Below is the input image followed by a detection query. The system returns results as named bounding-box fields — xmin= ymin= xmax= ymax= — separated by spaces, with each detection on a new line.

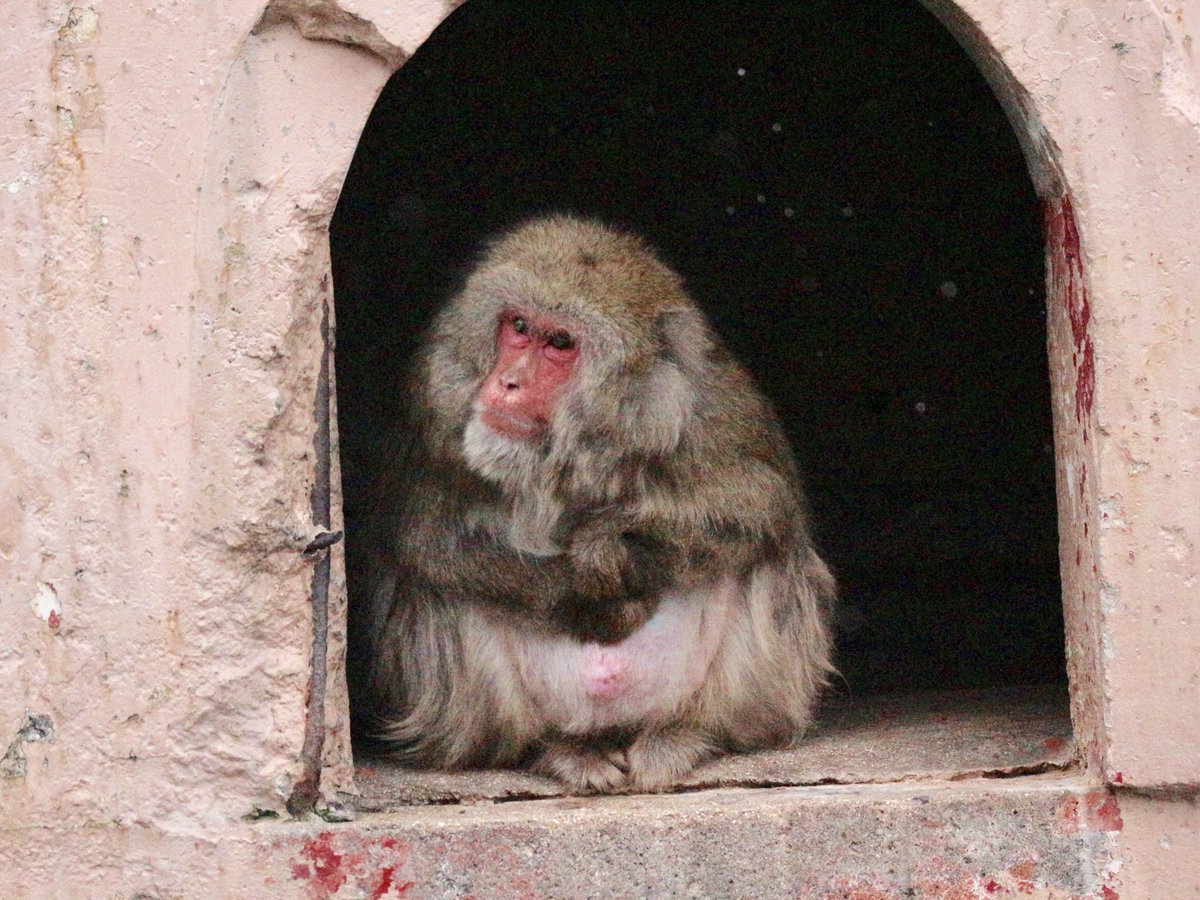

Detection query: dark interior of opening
xmin=332 ymin=0 xmax=1065 ymax=719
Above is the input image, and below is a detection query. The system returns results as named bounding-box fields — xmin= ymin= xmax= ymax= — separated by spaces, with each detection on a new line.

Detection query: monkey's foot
xmin=625 ymin=729 xmax=716 ymax=792
xmin=534 ymin=742 xmax=629 ymax=793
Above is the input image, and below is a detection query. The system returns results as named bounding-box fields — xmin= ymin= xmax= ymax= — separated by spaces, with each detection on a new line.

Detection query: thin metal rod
xmin=288 ymin=289 xmax=334 ymax=816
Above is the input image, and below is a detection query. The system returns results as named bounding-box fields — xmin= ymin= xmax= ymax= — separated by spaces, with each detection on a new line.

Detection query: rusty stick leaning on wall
xmin=290 ymin=289 xmax=344 ymax=816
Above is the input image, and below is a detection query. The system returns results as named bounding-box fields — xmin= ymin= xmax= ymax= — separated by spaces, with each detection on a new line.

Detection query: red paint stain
xmin=1076 ymin=343 xmax=1096 ymax=422
xmin=372 ymin=866 xmax=414 ymax=899
xmin=1112 ymin=771 xmax=1124 ymax=784
xmin=1042 ymin=194 xmax=1095 ymax=422
xmin=1009 ymin=858 xmax=1037 ymax=894
xmin=1054 ymin=195 xmax=1088 ymax=345
xmin=47 ymin=610 xmax=61 ymax=630
xmin=294 ymin=832 xmax=347 ymax=896
xmin=1060 ymin=790 xmax=1123 ymax=833
xmin=1100 ymin=886 xmax=1120 ymax=899
xmin=1043 ymin=737 xmax=1067 ymax=751
xmin=288 ymin=832 xmax=414 ymax=899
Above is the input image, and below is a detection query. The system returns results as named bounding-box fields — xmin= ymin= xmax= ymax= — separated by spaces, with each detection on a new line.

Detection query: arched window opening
xmin=331 ymin=0 xmax=1066 ymax=796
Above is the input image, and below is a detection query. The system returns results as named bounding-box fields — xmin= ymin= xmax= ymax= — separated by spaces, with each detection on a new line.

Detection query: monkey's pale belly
xmin=512 ymin=578 xmax=737 ymax=734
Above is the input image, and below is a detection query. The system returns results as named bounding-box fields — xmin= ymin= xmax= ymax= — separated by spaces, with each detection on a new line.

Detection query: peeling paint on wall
xmin=254 ymin=0 xmax=410 ymax=67
xmin=1060 ymin=790 xmax=1124 ymax=834
xmin=1 ymin=712 xmax=55 ymax=779
xmin=288 ymin=831 xmax=413 ymax=900
xmin=29 ymin=581 xmax=62 ymax=629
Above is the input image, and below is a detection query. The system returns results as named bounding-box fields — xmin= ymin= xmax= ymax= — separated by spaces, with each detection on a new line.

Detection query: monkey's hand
xmin=561 ymin=509 xmax=680 ymax=601
xmin=551 ymin=515 xmax=675 ymax=643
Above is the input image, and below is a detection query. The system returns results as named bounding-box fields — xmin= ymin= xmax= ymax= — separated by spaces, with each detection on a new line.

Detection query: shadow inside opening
xmin=331 ymin=0 xmax=1066 ymax=766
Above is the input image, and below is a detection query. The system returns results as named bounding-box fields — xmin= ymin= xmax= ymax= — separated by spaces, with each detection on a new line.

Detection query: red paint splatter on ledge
xmin=289 ymin=831 xmax=413 ymax=899
xmin=1060 ymin=790 xmax=1123 ymax=833
xmin=294 ymin=833 xmax=347 ymax=896
xmin=372 ymin=866 xmax=414 ymax=899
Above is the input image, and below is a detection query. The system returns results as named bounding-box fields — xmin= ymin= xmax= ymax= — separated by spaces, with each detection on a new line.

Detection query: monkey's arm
xmin=548 ymin=509 xmax=756 ymax=645
xmin=393 ymin=512 xmax=572 ymax=617
xmin=567 ymin=454 xmax=800 ymax=586
xmin=410 ymin=510 xmax=657 ymax=643
xmin=377 ymin=447 xmax=573 ymax=617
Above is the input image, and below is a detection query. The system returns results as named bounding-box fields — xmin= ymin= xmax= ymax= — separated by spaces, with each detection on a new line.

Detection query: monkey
xmin=356 ymin=214 xmax=836 ymax=793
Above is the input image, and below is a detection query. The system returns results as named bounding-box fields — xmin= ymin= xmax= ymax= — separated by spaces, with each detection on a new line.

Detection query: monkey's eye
xmin=547 ymin=331 xmax=575 ymax=351
xmin=511 ymin=316 xmax=530 ymax=335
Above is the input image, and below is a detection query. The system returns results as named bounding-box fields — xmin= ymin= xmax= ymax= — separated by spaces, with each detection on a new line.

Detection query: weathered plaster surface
xmin=1118 ymin=793 xmax=1200 ymax=898
xmin=979 ymin=0 xmax=1200 ymax=787
xmin=0 ymin=0 xmax=437 ymax=834
xmin=0 ymin=776 xmax=1122 ymax=899
xmin=929 ymin=0 xmax=1200 ymax=795
xmin=0 ymin=0 xmax=1197 ymax=894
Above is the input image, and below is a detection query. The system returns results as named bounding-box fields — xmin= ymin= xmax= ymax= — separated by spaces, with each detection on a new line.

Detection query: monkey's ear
xmin=605 ymin=307 xmax=709 ymax=456
xmin=655 ymin=306 xmax=714 ymax=375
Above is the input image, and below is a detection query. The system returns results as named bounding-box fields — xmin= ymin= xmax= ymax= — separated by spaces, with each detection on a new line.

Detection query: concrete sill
xmin=306 ymin=688 xmax=1117 ymax=897
xmin=350 ymin=683 xmax=1072 ymax=810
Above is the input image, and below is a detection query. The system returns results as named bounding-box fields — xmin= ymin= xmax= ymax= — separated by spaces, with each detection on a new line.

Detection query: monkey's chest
xmin=512 ymin=579 xmax=736 ymax=734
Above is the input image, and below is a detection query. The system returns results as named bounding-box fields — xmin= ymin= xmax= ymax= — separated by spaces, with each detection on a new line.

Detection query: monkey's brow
xmin=530 ymin=322 xmax=573 ymax=342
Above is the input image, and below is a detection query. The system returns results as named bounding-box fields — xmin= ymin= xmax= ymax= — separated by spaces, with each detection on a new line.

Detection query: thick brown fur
xmin=359 ymin=215 xmax=836 ymax=792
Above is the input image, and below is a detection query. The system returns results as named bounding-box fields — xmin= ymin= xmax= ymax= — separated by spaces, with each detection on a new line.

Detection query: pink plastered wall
xmin=1 ymin=0 xmax=1196 ymax=895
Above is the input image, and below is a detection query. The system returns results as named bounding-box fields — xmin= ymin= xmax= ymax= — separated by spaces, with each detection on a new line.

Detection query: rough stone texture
xmin=0 ymin=775 xmax=1121 ymax=898
xmin=0 ymin=0 xmax=433 ymax=834
xmin=0 ymin=0 xmax=1197 ymax=895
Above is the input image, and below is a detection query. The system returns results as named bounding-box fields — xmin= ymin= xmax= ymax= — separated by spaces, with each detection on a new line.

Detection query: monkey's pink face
xmin=477 ymin=312 xmax=580 ymax=441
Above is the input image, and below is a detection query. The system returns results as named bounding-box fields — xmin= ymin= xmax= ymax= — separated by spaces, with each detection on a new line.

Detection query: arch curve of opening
xmin=333 ymin=0 xmax=1096 ymax=794
xmin=191 ymin=0 xmax=1108 ymax=804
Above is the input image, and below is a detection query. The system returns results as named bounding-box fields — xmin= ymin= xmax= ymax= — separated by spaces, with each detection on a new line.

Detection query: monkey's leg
xmin=624 ymin=727 xmax=718 ymax=792
xmin=532 ymin=740 xmax=630 ymax=793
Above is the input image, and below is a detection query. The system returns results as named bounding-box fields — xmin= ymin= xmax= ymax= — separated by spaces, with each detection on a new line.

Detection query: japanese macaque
xmin=358 ymin=215 xmax=835 ymax=792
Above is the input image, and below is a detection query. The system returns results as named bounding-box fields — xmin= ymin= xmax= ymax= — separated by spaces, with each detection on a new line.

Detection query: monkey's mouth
xmin=479 ymin=408 xmax=548 ymax=441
